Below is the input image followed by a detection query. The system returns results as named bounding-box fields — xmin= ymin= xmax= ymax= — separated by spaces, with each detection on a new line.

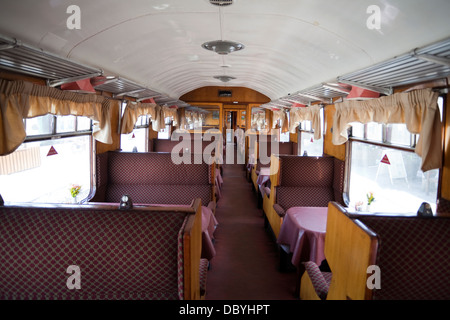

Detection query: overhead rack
xmin=0 ymin=34 xmax=191 ymax=109
xmin=263 ymin=37 xmax=450 ymax=110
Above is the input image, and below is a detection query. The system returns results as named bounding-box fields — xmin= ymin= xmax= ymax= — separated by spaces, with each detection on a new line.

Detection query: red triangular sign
xmin=132 ymin=133 xmax=135 ymax=139
xmin=47 ymin=146 xmax=58 ymax=156
xmin=381 ymin=154 xmax=390 ymax=165
xmin=310 ymin=137 xmax=314 ymax=143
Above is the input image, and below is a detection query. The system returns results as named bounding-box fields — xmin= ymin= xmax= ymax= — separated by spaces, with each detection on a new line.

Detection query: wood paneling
xmin=324 ymin=202 xmax=378 ymax=300
xmin=180 ymin=86 xmax=270 ymax=104
xmin=323 ymin=104 xmax=346 ymax=161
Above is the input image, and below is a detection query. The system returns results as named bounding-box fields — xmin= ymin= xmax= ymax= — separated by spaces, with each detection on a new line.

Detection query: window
xmin=157 ymin=117 xmax=172 ymax=140
xmin=0 ymin=115 xmax=93 ymax=204
xmin=121 ymin=114 xmax=149 ymax=152
xmin=348 ymin=97 xmax=444 ymax=213
xmin=299 ymin=108 xmax=324 ymax=156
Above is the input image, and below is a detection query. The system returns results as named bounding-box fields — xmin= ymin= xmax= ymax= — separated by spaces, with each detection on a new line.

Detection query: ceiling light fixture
xmin=214 ymin=75 xmax=236 ymax=82
xmin=209 ymin=0 xmax=234 ymax=7
xmin=201 ymin=40 xmax=244 ymax=55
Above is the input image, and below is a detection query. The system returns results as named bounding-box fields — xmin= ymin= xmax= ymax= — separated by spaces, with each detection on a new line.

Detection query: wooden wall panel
xmin=323 ymin=104 xmax=346 ymax=161
xmin=180 ymin=86 xmax=270 ymax=104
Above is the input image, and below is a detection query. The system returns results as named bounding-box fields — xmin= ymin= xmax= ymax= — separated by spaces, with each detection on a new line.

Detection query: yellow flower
xmin=366 ymin=192 xmax=375 ymax=205
xmin=70 ymin=185 xmax=81 ymax=198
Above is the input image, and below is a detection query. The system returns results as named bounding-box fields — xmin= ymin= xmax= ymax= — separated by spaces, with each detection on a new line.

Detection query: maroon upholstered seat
xmin=275 ymin=156 xmax=345 ymax=217
xmin=91 ymin=151 xmax=214 ymax=207
xmin=353 ymin=215 xmax=450 ymax=300
xmin=90 ymin=151 xmax=217 ymax=261
xmin=0 ymin=204 xmax=198 ymax=300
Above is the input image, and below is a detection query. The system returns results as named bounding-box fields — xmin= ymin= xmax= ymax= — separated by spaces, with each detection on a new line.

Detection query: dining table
xmin=277 ymin=206 xmax=328 ymax=267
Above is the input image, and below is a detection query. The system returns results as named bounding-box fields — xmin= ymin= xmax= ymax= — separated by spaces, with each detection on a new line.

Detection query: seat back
xmin=0 ymin=202 xmax=202 ymax=300
xmin=276 ymin=156 xmax=345 ymax=209
xmin=325 ymin=202 xmax=378 ymax=300
xmin=92 ymin=151 xmax=214 ymax=206
xmin=355 ymin=214 xmax=450 ymax=300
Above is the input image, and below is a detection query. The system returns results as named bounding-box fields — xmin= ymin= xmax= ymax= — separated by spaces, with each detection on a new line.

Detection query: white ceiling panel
xmin=0 ymin=0 xmax=449 ymax=102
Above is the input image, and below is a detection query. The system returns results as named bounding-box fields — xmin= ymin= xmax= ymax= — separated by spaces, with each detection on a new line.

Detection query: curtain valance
xmin=332 ymin=88 xmax=441 ymax=171
xmin=289 ymin=104 xmax=322 ymax=140
xmin=121 ymin=101 xmax=157 ymax=134
xmin=272 ymin=109 xmax=289 ymax=133
xmin=0 ymin=79 xmax=113 ymax=155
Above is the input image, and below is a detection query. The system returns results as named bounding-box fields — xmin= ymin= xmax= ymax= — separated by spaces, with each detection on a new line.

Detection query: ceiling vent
xmin=209 ymin=0 xmax=234 ymax=7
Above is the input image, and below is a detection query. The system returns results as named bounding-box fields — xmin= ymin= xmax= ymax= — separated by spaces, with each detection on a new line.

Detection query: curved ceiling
xmin=0 ymin=0 xmax=449 ymax=102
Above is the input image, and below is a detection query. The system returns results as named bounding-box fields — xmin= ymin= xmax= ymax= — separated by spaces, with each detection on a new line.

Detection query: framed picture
xmin=212 ymin=111 xmax=219 ymax=120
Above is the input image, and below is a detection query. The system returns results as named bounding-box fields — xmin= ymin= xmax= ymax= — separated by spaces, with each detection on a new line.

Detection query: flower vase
xmin=366 ymin=204 xmax=372 ymax=212
xmin=73 ymin=196 xmax=78 ymax=204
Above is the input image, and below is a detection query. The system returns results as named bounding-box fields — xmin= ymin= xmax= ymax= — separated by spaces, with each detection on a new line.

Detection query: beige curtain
xmin=332 ymin=88 xmax=441 ymax=172
xmin=152 ymin=105 xmax=166 ymax=132
xmin=272 ymin=109 xmax=289 ymax=133
xmin=121 ymin=100 xmax=157 ymax=134
xmin=289 ymin=104 xmax=322 ymax=140
xmin=162 ymin=106 xmax=179 ymax=127
xmin=0 ymin=79 xmax=113 ymax=156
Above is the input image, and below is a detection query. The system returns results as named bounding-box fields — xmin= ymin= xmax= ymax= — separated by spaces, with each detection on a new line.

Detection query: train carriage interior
xmin=0 ymin=0 xmax=450 ymax=309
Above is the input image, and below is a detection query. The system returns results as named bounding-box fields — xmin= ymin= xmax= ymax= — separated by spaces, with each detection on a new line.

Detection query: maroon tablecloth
xmin=277 ymin=206 xmax=328 ymax=267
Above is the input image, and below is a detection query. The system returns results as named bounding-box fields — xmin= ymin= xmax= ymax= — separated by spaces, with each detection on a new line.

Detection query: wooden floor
xmin=205 ymin=157 xmax=298 ymax=300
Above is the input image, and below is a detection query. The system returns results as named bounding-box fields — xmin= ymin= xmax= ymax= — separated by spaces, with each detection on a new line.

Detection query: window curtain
xmin=120 ymin=100 xmax=157 ymax=134
xmin=289 ymin=104 xmax=322 ymax=140
xmin=0 ymin=79 xmax=113 ymax=156
xmin=251 ymin=111 xmax=266 ymax=130
xmin=162 ymin=106 xmax=179 ymax=127
xmin=332 ymin=88 xmax=441 ymax=172
xmin=272 ymin=109 xmax=289 ymax=133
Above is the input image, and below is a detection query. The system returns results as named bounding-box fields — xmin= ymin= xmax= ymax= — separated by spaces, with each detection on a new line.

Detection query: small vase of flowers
xmin=70 ymin=184 xmax=81 ymax=203
xmin=366 ymin=192 xmax=375 ymax=211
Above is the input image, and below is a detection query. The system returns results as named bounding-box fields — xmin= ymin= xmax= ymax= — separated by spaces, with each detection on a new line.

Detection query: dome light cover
xmin=202 ymin=40 xmax=244 ymax=55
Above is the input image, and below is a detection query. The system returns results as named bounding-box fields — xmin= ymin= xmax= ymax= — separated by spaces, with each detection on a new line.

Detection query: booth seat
xmin=250 ymin=141 xmax=298 ymax=208
xmin=150 ymin=137 xmax=224 ymax=198
xmin=0 ymin=199 xmax=206 ymax=300
xmin=263 ymin=154 xmax=345 ymax=238
xmin=90 ymin=151 xmax=218 ymax=260
xmin=301 ymin=202 xmax=450 ymax=300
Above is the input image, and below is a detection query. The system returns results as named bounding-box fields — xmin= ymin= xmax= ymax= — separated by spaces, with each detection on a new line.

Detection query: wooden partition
xmin=183 ymin=198 xmax=203 ymax=300
xmin=324 ymin=202 xmax=378 ymax=300
xmin=300 ymin=202 xmax=378 ymax=300
xmin=263 ymin=154 xmax=282 ymax=237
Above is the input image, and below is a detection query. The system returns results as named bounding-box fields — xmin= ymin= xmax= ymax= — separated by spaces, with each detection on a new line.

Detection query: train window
xmin=300 ymin=131 xmax=323 ymax=156
xmin=56 ymin=115 xmax=77 ymax=133
xmin=0 ymin=115 xmax=93 ymax=204
xmin=157 ymin=117 xmax=173 ymax=139
xmin=366 ymin=122 xmax=383 ymax=142
xmin=348 ymin=97 xmax=444 ymax=213
xmin=299 ymin=108 xmax=324 ymax=156
xmin=386 ymin=123 xmax=414 ymax=146
xmin=120 ymin=115 xmax=149 ymax=152
xmin=25 ymin=114 xmax=54 ymax=136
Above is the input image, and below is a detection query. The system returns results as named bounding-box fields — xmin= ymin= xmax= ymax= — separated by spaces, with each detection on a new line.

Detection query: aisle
xmin=205 ymin=161 xmax=298 ymax=300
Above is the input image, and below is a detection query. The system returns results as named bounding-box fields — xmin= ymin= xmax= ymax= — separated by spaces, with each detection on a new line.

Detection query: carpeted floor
xmin=205 ymin=157 xmax=298 ymax=300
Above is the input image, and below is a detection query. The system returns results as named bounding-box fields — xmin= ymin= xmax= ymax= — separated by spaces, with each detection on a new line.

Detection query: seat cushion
xmin=303 ymin=261 xmax=332 ymax=300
